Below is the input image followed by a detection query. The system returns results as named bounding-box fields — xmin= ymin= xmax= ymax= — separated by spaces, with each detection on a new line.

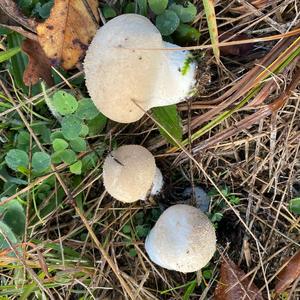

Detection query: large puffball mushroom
xmin=145 ymin=204 xmax=216 ymax=273
xmin=103 ymin=145 xmax=163 ymax=203
xmin=84 ymin=14 xmax=196 ymax=123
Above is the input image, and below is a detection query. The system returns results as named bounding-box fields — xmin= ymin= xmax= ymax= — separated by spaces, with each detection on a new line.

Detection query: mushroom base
xmin=150 ymin=167 xmax=163 ymax=196
xmin=149 ymin=42 xmax=197 ymax=108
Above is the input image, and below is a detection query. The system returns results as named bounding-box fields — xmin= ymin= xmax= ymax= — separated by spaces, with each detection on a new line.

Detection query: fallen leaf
xmin=21 ymin=39 xmax=53 ymax=86
xmin=215 ymin=258 xmax=263 ymax=300
xmin=36 ymin=0 xmax=99 ymax=70
xmin=275 ymin=250 xmax=300 ymax=293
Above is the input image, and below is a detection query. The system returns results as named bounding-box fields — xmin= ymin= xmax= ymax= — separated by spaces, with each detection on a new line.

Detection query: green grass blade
xmin=183 ymin=280 xmax=197 ymax=300
xmin=152 ymin=105 xmax=183 ymax=146
xmin=202 ymin=0 xmax=220 ymax=62
xmin=0 ymin=47 xmax=21 ymax=63
xmin=6 ymin=33 xmax=28 ymax=94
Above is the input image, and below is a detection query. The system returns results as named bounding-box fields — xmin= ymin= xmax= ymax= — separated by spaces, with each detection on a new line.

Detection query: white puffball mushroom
xmin=103 ymin=145 xmax=163 ymax=203
xmin=145 ymin=204 xmax=216 ymax=273
xmin=84 ymin=14 xmax=196 ymax=123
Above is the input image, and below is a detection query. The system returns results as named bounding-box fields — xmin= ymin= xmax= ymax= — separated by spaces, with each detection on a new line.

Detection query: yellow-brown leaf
xmin=36 ymin=0 xmax=99 ymax=70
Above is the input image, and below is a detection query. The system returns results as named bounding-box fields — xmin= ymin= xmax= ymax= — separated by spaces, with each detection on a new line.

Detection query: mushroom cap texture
xmin=103 ymin=145 xmax=156 ymax=203
xmin=145 ymin=204 xmax=216 ymax=273
xmin=84 ymin=14 xmax=163 ymax=123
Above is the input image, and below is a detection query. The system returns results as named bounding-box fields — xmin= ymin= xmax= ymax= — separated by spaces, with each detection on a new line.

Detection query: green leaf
xmin=17 ymin=131 xmax=30 ymax=151
xmin=211 ymin=212 xmax=223 ymax=222
xmin=0 ymin=166 xmax=27 ymax=187
xmin=124 ymin=2 xmax=136 ymax=13
xmin=129 ymin=248 xmax=137 ymax=257
xmin=52 ymin=91 xmax=78 ymax=115
xmin=183 ymin=280 xmax=197 ymax=300
xmin=87 ymin=113 xmax=107 ymax=136
xmin=202 ymin=0 xmax=220 ymax=62
xmin=152 ymin=105 xmax=182 ymax=146
xmin=0 ymin=198 xmax=25 ymax=237
xmin=202 ymin=269 xmax=212 ymax=279
xmin=62 ymin=115 xmax=82 ymax=140
xmin=122 ymin=224 xmax=132 ymax=234
xmin=81 ymin=152 xmax=98 ymax=172
xmin=58 ymin=149 xmax=77 ymax=165
xmin=75 ymin=98 xmax=99 ymax=120
xmin=156 ymin=10 xmax=180 ymax=36
xmin=135 ymin=225 xmax=149 ymax=238
xmin=52 ymin=138 xmax=68 ymax=152
xmin=169 ymin=2 xmax=197 ymax=23
xmin=289 ymin=198 xmax=300 ymax=215
xmin=69 ymin=137 xmax=87 ymax=152
xmin=51 ymin=151 xmax=62 ymax=164
xmin=69 ymin=160 xmax=82 ymax=175
xmin=0 ymin=220 xmax=18 ymax=252
xmin=18 ymin=0 xmax=34 ymax=15
xmin=148 ymin=0 xmax=168 ymax=15
xmin=0 ymin=47 xmax=21 ymax=63
xmin=137 ymin=0 xmax=147 ymax=16
xmin=51 ymin=150 xmax=64 ymax=164
xmin=102 ymin=5 xmax=117 ymax=19
xmin=79 ymin=124 xmax=89 ymax=137
xmin=33 ymin=0 xmax=54 ymax=19
xmin=50 ymin=131 xmax=64 ymax=141
xmin=32 ymin=124 xmax=51 ymax=143
xmin=32 ymin=152 xmax=51 ymax=173
xmin=174 ymin=23 xmax=200 ymax=43
xmin=5 ymin=149 xmax=29 ymax=171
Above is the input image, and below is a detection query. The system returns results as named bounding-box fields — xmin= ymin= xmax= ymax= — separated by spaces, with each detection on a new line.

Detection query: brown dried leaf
xmin=21 ymin=39 xmax=53 ymax=87
xmin=215 ymin=258 xmax=263 ymax=300
xmin=275 ymin=250 xmax=300 ymax=293
xmin=36 ymin=0 xmax=99 ymax=70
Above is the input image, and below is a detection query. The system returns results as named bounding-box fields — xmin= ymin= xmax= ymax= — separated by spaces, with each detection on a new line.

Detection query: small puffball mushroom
xmin=84 ymin=14 xmax=196 ymax=123
xmin=145 ymin=204 xmax=216 ymax=273
xmin=103 ymin=145 xmax=163 ymax=203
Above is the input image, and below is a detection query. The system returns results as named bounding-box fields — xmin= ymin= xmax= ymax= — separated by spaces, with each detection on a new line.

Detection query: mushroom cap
xmin=84 ymin=14 xmax=163 ymax=123
xmin=145 ymin=204 xmax=216 ymax=272
xmin=103 ymin=145 xmax=156 ymax=203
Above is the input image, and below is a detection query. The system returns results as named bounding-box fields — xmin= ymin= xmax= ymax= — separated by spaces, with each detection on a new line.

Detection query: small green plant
xmin=121 ymin=209 xmax=161 ymax=257
xmin=208 ymin=186 xmax=241 ymax=226
xmin=17 ymin=0 xmax=54 ymax=19
xmin=103 ymin=1 xmax=200 ymax=42
xmin=1 ymin=89 xmax=107 ymax=251
xmin=289 ymin=197 xmax=300 ymax=215
xmin=48 ymin=91 xmax=106 ymax=175
xmin=3 ymin=91 xmax=106 ymax=176
xmin=0 ymin=197 xmax=25 ymax=254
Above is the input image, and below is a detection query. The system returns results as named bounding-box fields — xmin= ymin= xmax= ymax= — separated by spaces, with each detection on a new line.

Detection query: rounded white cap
xmin=84 ymin=14 xmax=163 ymax=123
xmin=84 ymin=14 xmax=196 ymax=123
xmin=145 ymin=204 xmax=216 ymax=272
xmin=103 ymin=145 xmax=156 ymax=203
